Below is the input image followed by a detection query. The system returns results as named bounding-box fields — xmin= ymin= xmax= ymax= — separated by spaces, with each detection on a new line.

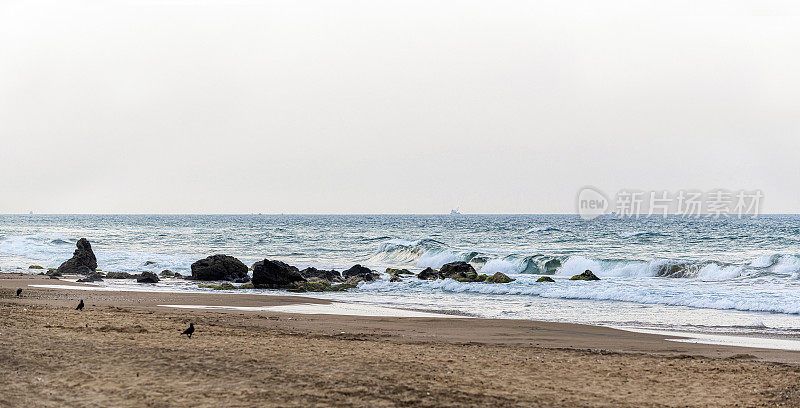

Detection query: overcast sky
xmin=1 ymin=0 xmax=799 ymax=214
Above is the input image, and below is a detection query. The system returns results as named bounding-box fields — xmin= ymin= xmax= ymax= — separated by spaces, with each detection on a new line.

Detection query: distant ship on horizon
xmin=449 ymin=208 xmax=462 ymax=216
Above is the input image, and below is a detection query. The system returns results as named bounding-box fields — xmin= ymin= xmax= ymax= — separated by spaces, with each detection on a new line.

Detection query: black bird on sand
xmin=76 ymin=299 xmax=84 ymax=311
xmin=16 ymin=288 xmax=22 ymax=297
xmin=181 ymin=323 xmax=195 ymax=338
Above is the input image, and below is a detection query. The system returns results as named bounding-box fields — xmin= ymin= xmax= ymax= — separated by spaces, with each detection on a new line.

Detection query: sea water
xmin=3 ymin=214 xmax=800 ymax=336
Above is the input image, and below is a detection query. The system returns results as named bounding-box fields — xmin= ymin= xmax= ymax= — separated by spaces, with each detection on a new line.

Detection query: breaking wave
xmin=368 ymin=238 xmax=562 ymax=274
xmin=369 ymin=238 xmax=800 ymax=281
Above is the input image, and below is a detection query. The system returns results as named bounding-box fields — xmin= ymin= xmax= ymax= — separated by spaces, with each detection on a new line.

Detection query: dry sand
xmin=2 ymin=274 xmax=800 ymax=407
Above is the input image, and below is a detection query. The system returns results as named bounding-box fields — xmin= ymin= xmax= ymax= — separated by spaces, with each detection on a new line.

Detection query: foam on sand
xmin=620 ymin=327 xmax=800 ymax=351
xmin=158 ymin=303 xmax=461 ymax=318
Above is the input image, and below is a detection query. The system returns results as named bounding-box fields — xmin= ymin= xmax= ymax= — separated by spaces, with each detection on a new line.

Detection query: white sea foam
xmin=696 ymin=264 xmax=743 ymax=281
xmin=356 ymin=275 xmax=800 ymax=315
xmin=750 ymin=254 xmax=778 ymax=268
xmin=773 ymin=255 xmax=800 ymax=275
xmin=480 ymin=257 xmax=528 ymax=274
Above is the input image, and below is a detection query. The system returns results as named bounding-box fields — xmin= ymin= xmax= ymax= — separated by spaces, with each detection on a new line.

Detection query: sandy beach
xmin=1 ymin=274 xmax=799 ymax=407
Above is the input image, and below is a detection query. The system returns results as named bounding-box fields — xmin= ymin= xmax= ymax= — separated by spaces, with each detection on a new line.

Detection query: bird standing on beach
xmin=76 ymin=299 xmax=84 ymax=311
xmin=16 ymin=288 xmax=22 ymax=297
xmin=181 ymin=323 xmax=195 ymax=338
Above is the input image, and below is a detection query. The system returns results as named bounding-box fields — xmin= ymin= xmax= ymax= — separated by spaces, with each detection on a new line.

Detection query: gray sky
xmin=1 ymin=0 xmax=799 ymax=214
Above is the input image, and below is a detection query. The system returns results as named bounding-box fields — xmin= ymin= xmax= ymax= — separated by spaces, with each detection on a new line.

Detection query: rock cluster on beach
xmin=47 ymin=240 xmax=598 ymax=291
xmin=249 ymin=259 xmax=357 ymax=292
xmin=412 ymin=262 xmax=516 ymax=283
xmin=299 ymin=267 xmax=342 ymax=282
xmin=53 ymin=238 xmax=97 ymax=276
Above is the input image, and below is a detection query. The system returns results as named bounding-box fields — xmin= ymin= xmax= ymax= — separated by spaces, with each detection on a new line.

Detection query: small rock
xmin=198 ymin=282 xmax=235 ymax=290
xmin=77 ymin=271 xmax=105 ymax=282
xmin=536 ymin=276 xmax=555 ymax=283
xmin=417 ymin=267 xmax=440 ymax=280
xmin=136 ymin=271 xmax=159 ymax=283
xmin=439 ymin=261 xmax=475 ymax=280
xmin=570 ymin=270 xmax=600 ymax=281
xmin=385 ymin=268 xmax=413 ymax=275
xmin=342 ymin=264 xmax=376 ymax=281
xmin=105 ymin=272 xmax=134 ymax=279
xmin=485 ymin=272 xmax=515 ymax=283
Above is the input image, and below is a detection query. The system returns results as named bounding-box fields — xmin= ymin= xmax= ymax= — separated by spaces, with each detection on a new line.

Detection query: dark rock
xmin=252 ymin=259 xmax=306 ymax=288
xmin=159 ymin=270 xmax=176 ymax=278
xmin=190 ymin=255 xmax=248 ymax=282
xmin=300 ymin=267 xmax=342 ymax=282
xmin=439 ymin=261 xmax=476 ymax=280
xmin=55 ymin=238 xmax=97 ymax=275
xmin=485 ymin=272 xmax=515 ymax=283
xmin=78 ymin=272 xmax=103 ymax=282
xmin=105 ymin=272 xmax=134 ymax=279
xmin=454 ymin=272 xmax=486 ymax=282
xmin=536 ymin=276 xmax=556 ymax=282
xmin=342 ymin=264 xmax=376 ymax=281
xmin=144 ymin=261 xmax=156 ymax=266
xmin=199 ymin=282 xmax=236 ymax=290
xmin=286 ymin=280 xmax=355 ymax=292
xmin=28 ymin=265 xmax=44 ymax=270
xmin=570 ymin=270 xmax=600 ymax=281
xmin=385 ymin=268 xmax=413 ymax=275
xmin=137 ymin=271 xmax=159 ymax=283
xmin=389 ymin=275 xmax=403 ymax=282
xmin=417 ymin=267 xmax=440 ymax=280
xmin=77 ymin=271 xmax=104 ymax=283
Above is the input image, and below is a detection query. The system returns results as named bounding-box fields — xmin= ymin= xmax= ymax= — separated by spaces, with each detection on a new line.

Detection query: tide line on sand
xmin=158 ymin=303 xmax=463 ymax=318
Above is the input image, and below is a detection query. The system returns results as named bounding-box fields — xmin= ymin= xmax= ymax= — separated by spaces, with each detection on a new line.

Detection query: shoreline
xmin=14 ymin=273 xmax=800 ymax=352
xmin=3 ymin=274 xmax=800 ymax=363
xmin=4 ymin=274 xmax=800 ymax=406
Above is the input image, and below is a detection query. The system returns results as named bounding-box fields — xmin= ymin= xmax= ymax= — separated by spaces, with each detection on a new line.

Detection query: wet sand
xmin=2 ymin=274 xmax=800 ymax=407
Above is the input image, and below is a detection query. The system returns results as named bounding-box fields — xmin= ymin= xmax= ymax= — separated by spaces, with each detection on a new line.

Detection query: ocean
xmin=3 ymin=214 xmax=800 ymax=337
